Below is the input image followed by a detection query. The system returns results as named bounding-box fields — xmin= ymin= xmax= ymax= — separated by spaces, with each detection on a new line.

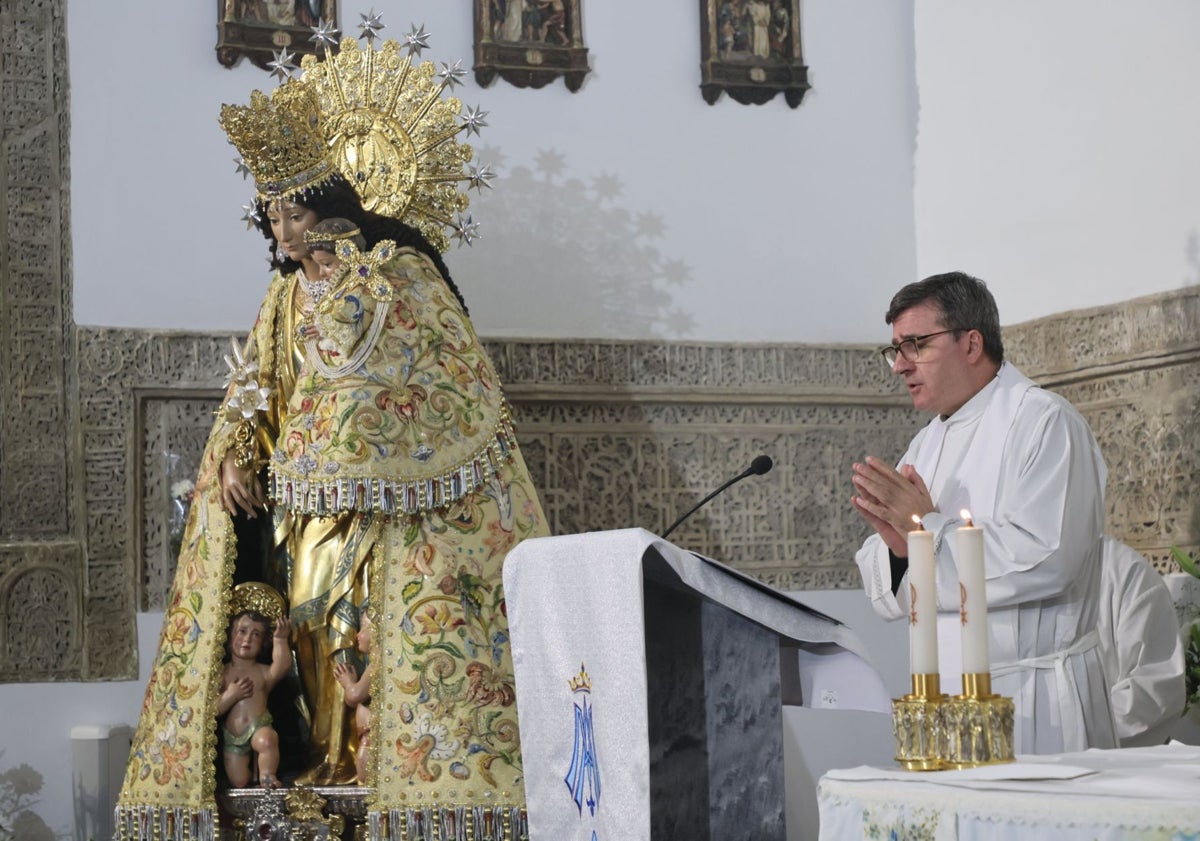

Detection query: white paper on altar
xmin=503 ymin=528 xmax=881 ymax=841
xmin=824 ymin=743 xmax=1200 ymax=798
xmin=818 ymin=742 xmax=1200 ymax=841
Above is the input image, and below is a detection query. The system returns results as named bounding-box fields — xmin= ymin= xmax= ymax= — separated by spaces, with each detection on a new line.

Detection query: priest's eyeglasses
xmin=878 ymin=329 xmax=959 ymax=369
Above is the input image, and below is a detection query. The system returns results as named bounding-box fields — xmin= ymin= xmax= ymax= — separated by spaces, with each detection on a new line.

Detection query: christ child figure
xmin=218 ymin=610 xmax=293 ymax=788
xmin=333 ymin=613 xmax=375 ymax=784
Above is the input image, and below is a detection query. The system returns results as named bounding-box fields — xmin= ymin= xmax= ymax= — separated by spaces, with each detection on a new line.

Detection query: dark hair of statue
xmin=256 ymin=174 xmax=469 ymax=315
xmin=307 ymin=217 xmax=367 ymax=253
xmin=885 ymin=271 xmax=1004 ymax=365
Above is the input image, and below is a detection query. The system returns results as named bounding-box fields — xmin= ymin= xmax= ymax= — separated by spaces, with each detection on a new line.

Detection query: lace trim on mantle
xmin=268 ymin=415 xmax=517 ymax=517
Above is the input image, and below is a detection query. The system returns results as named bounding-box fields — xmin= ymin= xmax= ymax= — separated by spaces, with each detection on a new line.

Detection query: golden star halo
xmin=299 ymin=35 xmax=476 ymax=253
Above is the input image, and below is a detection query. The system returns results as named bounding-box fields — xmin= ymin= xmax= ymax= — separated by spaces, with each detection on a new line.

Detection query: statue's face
xmin=312 ymin=248 xmax=341 ymax=281
xmin=356 ymin=616 xmax=374 ymax=654
xmin=230 ymin=614 xmax=268 ymax=659
xmin=267 ymin=200 xmax=320 ymax=263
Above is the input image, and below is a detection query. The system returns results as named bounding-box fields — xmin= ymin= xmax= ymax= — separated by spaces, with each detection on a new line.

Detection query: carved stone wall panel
xmin=0 ymin=541 xmax=83 ymax=680
xmin=1054 ymin=363 xmax=1200 ymax=572
xmin=1010 ymin=288 xmax=1200 ymax=378
xmin=1007 ymin=287 xmax=1200 ymax=573
xmin=513 ymin=400 xmax=922 ymax=590
xmin=492 ymin=340 xmax=901 ymax=395
xmin=140 ymin=395 xmax=222 ymax=611
xmin=1 ymin=0 xmax=74 ymax=542
xmin=0 ymin=0 xmax=91 ymax=684
xmin=73 ymin=333 xmax=233 ymax=677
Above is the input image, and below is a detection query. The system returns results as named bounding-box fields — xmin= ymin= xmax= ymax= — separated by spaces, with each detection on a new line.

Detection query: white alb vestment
xmin=1097 ymin=537 xmax=1185 ymax=747
xmin=855 ymin=362 xmax=1117 ymax=753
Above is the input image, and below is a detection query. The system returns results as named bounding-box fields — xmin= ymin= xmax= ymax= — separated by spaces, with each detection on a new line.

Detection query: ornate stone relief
xmin=0 ymin=0 xmax=87 ymax=682
xmin=1006 ymin=288 xmax=1200 ymax=573
xmin=1 ymin=0 xmax=1197 ymax=685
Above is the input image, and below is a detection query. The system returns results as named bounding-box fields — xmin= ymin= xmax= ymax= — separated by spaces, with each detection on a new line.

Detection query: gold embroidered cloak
xmin=117 ymin=248 xmax=548 ymax=840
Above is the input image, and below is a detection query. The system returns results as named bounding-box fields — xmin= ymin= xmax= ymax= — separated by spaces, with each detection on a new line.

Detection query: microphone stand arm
xmin=661 ymin=469 xmax=752 ymax=541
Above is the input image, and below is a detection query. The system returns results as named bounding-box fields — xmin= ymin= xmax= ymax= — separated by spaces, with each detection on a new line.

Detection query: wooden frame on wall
xmin=216 ymin=0 xmax=338 ymax=71
xmin=473 ymin=0 xmax=591 ymax=92
xmin=699 ymin=0 xmax=810 ymax=108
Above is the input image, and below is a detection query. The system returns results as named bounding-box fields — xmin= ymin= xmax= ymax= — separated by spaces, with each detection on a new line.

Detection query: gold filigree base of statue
xmin=891 ymin=673 xmax=948 ymax=771
xmin=942 ymin=673 xmax=1016 ymax=769
xmin=223 ymin=785 xmax=367 ymax=840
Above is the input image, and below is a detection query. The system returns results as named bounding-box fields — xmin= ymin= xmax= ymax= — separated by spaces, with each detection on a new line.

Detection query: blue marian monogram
xmin=564 ymin=663 xmax=601 ymax=819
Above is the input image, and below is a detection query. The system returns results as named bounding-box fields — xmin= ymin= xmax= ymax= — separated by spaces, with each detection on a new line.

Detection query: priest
xmin=850 ymin=271 xmax=1116 ymax=753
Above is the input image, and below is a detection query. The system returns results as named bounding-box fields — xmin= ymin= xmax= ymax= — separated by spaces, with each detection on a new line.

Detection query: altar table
xmin=817 ymin=742 xmax=1200 ymax=840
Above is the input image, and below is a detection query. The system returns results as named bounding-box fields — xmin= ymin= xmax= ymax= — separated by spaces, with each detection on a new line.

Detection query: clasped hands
xmin=851 ymin=456 xmax=935 ymax=558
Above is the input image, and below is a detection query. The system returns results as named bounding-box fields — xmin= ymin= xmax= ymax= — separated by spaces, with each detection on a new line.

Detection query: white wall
xmin=914 ymin=0 xmax=1200 ymax=323
xmin=0 ymin=613 xmax=163 ymax=840
xmin=70 ymin=0 xmax=919 ymax=342
xmin=69 ymin=3 xmax=1200 ymax=343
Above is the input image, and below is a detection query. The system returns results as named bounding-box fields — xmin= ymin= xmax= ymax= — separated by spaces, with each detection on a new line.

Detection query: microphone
xmin=661 ymin=455 xmax=774 ymax=540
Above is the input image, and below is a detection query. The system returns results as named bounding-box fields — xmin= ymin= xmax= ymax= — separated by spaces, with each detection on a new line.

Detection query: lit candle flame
xmin=912 ymin=514 xmax=922 ymax=528
xmin=960 ymin=509 xmax=974 ymax=527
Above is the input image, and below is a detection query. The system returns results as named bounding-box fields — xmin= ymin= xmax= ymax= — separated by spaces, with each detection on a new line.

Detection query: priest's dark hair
xmin=885 ymin=271 xmax=1004 ymax=365
xmin=255 ymin=174 xmax=469 ymax=315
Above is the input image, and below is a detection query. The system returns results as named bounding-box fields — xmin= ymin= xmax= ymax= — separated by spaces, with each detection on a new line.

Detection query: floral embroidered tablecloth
xmin=818 ymin=742 xmax=1200 ymax=840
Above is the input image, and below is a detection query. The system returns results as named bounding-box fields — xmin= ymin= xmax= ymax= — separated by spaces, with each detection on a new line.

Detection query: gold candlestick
xmin=891 ymin=673 xmax=947 ymax=771
xmin=943 ymin=671 xmax=1015 ymax=768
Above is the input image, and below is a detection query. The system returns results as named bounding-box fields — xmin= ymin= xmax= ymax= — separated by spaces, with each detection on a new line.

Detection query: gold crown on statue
xmin=229 ymin=581 xmax=287 ymax=623
xmin=298 ymin=28 xmax=490 ymax=252
xmin=221 ymin=17 xmax=494 ymax=252
xmin=219 ymin=83 xmax=337 ymax=202
xmin=568 ymin=663 xmax=592 ymax=693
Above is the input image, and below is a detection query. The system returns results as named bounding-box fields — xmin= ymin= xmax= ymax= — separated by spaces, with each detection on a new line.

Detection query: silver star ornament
xmin=439 ymin=60 xmax=467 ymax=91
xmin=451 ymin=213 xmax=481 ymax=247
xmin=241 ymin=202 xmax=262 ymax=231
xmin=267 ymin=47 xmax=297 ymax=81
xmin=404 ymin=23 xmax=431 ymax=57
xmin=466 ymin=163 xmax=496 ymax=192
xmin=310 ymin=18 xmax=340 ymax=51
xmin=461 ymin=105 xmax=489 ymax=137
xmin=358 ymin=9 xmax=385 ymax=43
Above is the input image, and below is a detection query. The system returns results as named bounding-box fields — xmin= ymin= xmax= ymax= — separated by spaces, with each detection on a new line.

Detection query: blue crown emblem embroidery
xmin=564 ymin=663 xmax=601 ymax=819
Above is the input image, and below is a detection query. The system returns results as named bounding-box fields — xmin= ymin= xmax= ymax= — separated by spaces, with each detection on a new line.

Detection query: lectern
xmin=503 ymin=528 xmax=883 ymax=841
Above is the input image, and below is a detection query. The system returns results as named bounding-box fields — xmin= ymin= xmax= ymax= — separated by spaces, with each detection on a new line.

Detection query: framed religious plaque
xmin=700 ymin=0 xmax=810 ymax=108
xmin=216 ymin=0 xmax=338 ymax=71
xmin=473 ymin=0 xmax=591 ymax=92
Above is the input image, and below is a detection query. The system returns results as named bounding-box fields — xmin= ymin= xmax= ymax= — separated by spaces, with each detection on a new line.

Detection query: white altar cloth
xmin=504 ymin=528 xmax=875 ymax=841
xmin=818 ymin=742 xmax=1200 ymax=840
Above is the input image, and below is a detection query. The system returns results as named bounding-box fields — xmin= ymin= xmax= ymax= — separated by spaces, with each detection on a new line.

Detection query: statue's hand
xmin=333 ymin=661 xmax=358 ymax=686
xmin=223 ymin=676 xmax=254 ymax=704
xmin=220 ymin=449 xmax=265 ymax=518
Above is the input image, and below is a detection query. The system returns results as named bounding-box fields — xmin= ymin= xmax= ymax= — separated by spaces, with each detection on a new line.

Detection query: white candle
xmin=907 ymin=515 xmax=938 ymax=675
xmin=954 ymin=510 xmax=990 ymax=674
